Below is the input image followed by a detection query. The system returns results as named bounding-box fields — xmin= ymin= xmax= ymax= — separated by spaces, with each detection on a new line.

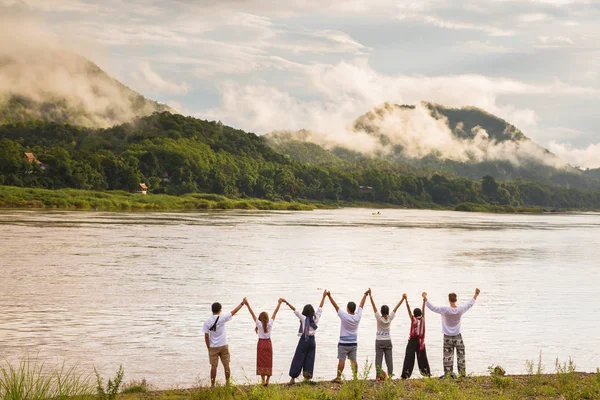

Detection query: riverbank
xmin=0 ymin=185 xmax=580 ymax=213
xmin=0 ymin=186 xmax=316 ymax=211
xmin=121 ymin=372 xmax=600 ymax=399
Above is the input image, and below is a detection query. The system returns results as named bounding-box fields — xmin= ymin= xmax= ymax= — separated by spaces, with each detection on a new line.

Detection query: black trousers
xmin=401 ymin=337 xmax=431 ymax=379
xmin=289 ymin=335 xmax=316 ymax=379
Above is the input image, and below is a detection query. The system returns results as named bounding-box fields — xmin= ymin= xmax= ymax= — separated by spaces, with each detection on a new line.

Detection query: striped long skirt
xmin=257 ymin=338 xmax=273 ymax=376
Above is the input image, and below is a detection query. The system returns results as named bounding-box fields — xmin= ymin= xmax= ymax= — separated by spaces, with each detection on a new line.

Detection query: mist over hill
xmin=0 ymin=50 xmax=172 ymax=128
xmin=266 ymin=102 xmax=597 ymax=188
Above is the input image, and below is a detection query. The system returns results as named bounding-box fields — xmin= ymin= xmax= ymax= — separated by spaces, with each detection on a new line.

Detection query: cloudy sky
xmin=2 ymin=0 xmax=600 ymax=167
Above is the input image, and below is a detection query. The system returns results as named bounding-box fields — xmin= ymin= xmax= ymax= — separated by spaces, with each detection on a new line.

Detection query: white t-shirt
xmin=256 ymin=319 xmax=274 ymax=339
xmin=337 ymin=307 xmax=363 ymax=344
xmin=374 ymin=311 xmax=395 ymax=340
xmin=426 ymin=298 xmax=476 ymax=336
xmin=202 ymin=312 xmax=233 ymax=348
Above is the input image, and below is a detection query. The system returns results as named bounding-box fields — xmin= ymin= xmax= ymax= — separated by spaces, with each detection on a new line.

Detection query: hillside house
xmin=359 ymin=185 xmax=373 ymax=192
xmin=137 ymin=183 xmax=148 ymax=195
xmin=24 ymin=152 xmax=48 ymax=172
xmin=24 ymin=152 xmax=42 ymax=167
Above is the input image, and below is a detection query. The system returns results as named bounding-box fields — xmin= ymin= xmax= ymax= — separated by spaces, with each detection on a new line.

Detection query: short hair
xmin=448 ymin=293 xmax=457 ymax=303
xmin=347 ymin=301 xmax=357 ymax=313
xmin=413 ymin=308 xmax=422 ymax=317
xmin=380 ymin=305 xmax=390 ymax=317
xmin=211 ymin=302 xmax=222 ymax=313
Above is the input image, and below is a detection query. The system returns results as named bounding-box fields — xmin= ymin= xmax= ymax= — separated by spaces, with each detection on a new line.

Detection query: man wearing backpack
xmin=203 ymin=299 xmax=246 ymax=387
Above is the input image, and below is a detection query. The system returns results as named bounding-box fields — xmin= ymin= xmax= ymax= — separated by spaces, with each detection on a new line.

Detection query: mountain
xmin=0 ymin=50 xmax=172 ymax=128
xmin=3 ymin=112 xmax=600 ymax=211
xmin=266 ymin=102 xmax=598 ymax=189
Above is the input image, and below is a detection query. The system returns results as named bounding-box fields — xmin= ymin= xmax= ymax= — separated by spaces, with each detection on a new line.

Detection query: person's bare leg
xmin=332 ymin=360 xmax=345 ymax=382
xmin=224 ymin=363 xmax=231 ymax=385
xmin=210 ymin=366 xmax=217 ymax=388
xmin=266 ymin=375 xmax=270 ymax=385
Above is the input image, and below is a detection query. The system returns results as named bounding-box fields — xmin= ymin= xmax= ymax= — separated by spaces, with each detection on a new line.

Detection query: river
xmin=1 ymin=209 xmax=599 ymax=388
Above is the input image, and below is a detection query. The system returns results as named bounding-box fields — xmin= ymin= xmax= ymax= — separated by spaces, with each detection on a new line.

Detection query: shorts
xmin=337 ymin=344 xmax=357 ymax=361
xmin=209 ymin=345 xmax=230 ymax=367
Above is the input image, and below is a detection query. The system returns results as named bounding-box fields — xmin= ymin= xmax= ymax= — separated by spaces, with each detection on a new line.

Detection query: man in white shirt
xmin=202 ymin=299 xmax=245 ymax=387
xmin=423 ymin=288 xmax=480 ymax=378
xmin=327 ymin=290 xmax=369 ymax=383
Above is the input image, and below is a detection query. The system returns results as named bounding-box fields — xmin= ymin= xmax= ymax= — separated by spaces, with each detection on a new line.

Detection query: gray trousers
xmin=375 ymin=340 xmax=393 ymax=377
xmin=443 ymin=334 xmax=466 ymax=375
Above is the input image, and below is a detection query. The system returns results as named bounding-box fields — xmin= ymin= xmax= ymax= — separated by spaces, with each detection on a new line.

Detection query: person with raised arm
xmin=284 ymin=290 xmax=328 ymax=385
xmin=368 ymin=288 xmax=405 ymax=380
xmin=328 ymin=289 xmax=369 ymax=383
xmin=400 ymin=293 xmax=431 ymax=379
xmin=423 ymin=288 xmax=481 ymax=378
xmin=202 ymin=298 xmax=246 ymax=388
xmin=244 ymin=297 xmax=284 ymax=386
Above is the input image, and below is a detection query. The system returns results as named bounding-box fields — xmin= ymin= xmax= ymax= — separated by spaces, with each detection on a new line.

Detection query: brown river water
xmin=1 ymin=208 xmax=599 ymax=388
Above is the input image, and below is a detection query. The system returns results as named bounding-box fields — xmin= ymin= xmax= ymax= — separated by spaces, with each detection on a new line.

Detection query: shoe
xmin=439 ymin=373 xmax=456 ymax=380
xmin=331 ymin=377 xmax=342 ymax=384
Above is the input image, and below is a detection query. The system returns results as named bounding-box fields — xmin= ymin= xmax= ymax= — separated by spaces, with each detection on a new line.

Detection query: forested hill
xmin=2 ymin=112 xmax=600 ymax=210
xmin=266 ymin=102 xmax=596 ymax=189
xmin=0 ymin=51 xmax=172 ymax=128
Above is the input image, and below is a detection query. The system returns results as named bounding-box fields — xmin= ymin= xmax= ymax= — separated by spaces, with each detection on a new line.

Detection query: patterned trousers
xmin=443 ymin=334 xmax=466 ymax=376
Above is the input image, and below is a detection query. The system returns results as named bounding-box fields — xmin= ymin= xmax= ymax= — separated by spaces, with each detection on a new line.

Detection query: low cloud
xmin=547 ymin=141 xmax=600 ymax=169
xmin=134 ymin=62 xmax=189 ymax=94
xmin=204 ymin=59 xmax=598 ymax=168
xmin=0 ymin=5 xmax=168 ymax=127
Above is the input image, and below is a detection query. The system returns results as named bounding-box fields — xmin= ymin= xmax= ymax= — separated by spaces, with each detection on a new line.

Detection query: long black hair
xmin=302 ymin=304 xmax=316 ymax=321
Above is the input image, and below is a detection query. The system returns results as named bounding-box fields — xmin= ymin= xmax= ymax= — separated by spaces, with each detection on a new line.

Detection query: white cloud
xmin=422 ymin=16 xmax=516 ymax=36
xmin=134 ymin=62 xmax=189 ymax=94
xmin=518 ymin=13 xmax=550 ymax=22
xmin=204 ymin=59 xmax=598 ymax=138
xmin=537 ymin=35 xmax=575 ymax=47
xmin=457 ymin=40 xmax=520 ymax=54
xmin=548 ymin=141 xmax=600 ymax=169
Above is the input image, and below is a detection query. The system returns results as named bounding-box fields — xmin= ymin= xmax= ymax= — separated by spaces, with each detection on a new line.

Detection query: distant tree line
xmin=1 ymin=112 xmax=600 ymax=209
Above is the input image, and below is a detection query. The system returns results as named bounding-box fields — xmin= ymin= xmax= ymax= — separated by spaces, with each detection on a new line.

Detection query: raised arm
xmin=231 ymin=298 xmax=245 ymax=316
xmin=423 ymin=292 xmax=444 ymax=314
xmin=404 ymin=294 xmax=413 ymax=319
xmin=359 ymin=289 xmax=369 ymax=309
xmin=393 ymin=296 xmax=405 ymax=313
xmin=244 ymin=298 xmax=257 ymax=322
xmin=421 ymin=297 xmax=426 ymax=317
xmin=368 ymin=289 xmax=377 ymax=313
xmin=284 ymin=300 xmax=296 ymax=312
xmin=327 ymin=291 xmax=339 ymax=312
xmin=272 ymin=298 xmax=284 ymax=320
xmin=474 ymin=288 xmax=481 ymax=300
xmin=319 ymin=290 xmax=327 ymax=308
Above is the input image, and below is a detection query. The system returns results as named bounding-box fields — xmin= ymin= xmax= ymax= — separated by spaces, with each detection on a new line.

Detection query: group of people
xmin=202 ymin=288 xmax=481 ymax=387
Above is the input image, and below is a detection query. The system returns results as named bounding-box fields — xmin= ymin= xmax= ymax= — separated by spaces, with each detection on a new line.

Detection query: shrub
xmin=95 ymin=365 xmax=124 ymax=400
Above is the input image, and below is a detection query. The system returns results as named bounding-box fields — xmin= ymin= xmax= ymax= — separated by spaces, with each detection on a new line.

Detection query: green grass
xmin=1 ymin=356 xmax=598 ymax=399
xmin=454 ymin=202 xmax=546 ymax=213
xmin=0 ymin=185 xmax=590 ymax=214
xmin=0 ymin=186 xmax=316 ymax=211
xmin=117 ymin=372 xmax=600 ymax=400
xmin=0 ymin=356 xmax=94 ymax=400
